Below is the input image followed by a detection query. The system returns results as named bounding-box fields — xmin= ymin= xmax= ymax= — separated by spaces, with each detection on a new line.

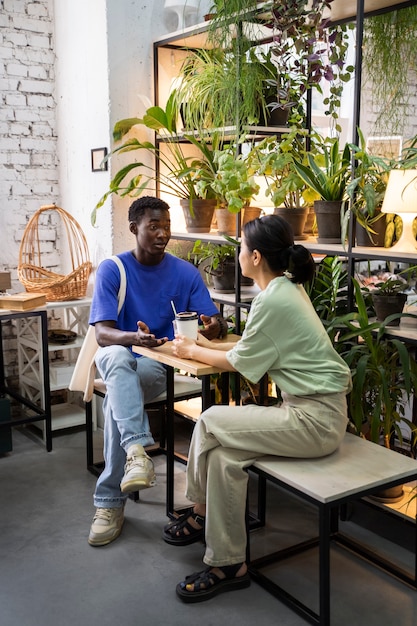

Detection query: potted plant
xmin=173 ymin=44 xmax=283 ymax=134
xmin=358 ymin=265 xmax=417 ymax=327
xmin=345 ymin=129 xmax=391 ymax=246
xmin=293 ymin=135 xmax=351 ymax=243
xmin=203 ymin=148 xmax=261 ymax=235
xmin=92 ymin=92 xmax=224 ymax=232
xmin=189 ymin=239 xmax=237 ymax=293
xmin=268 ymin=0 xmax=354 ymax=132
xmin=206 ymin=1 xmax=353 ymax=130
xmin=249 ymin=129 xmax=316 ymax=238
xmin=328 ymin=278 xmax=417 ymax=489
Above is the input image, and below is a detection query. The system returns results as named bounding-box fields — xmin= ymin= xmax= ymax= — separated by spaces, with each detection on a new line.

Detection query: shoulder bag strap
xmin=69 ymin=255 xmax=127 ymax=401
xmin=110 ymin=255 xmax=127 ymax=313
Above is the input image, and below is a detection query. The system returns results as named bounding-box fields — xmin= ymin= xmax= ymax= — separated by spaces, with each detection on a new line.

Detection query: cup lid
xmin=175 ymin=311 xmax=198 ymax=320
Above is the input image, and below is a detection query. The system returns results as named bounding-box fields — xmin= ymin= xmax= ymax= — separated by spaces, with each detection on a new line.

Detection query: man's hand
xmin=199 ymin=314 xmax=228 ymax=340
xmin=134 ymin=320 xmax=168 ymax=347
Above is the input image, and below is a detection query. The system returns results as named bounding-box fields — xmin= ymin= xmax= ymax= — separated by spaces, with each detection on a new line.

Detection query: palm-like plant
xmin=92 ymin=92 xmax=223 ymax=225
xmin=293 ymin=135 xmax=351 ymax=202
xmin=305 ymin=255 xmax=348 ymax=338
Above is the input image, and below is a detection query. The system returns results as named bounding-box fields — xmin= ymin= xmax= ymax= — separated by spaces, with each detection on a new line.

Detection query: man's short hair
xmin=128 ymin=196 xmax=170 ymax=223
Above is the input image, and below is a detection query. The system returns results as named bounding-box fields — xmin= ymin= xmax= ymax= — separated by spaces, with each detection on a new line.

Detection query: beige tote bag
xmin=68 ymin=256 xmax=127 ymax=402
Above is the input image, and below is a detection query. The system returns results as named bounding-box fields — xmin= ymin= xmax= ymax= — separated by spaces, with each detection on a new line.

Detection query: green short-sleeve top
xmin=226 ymin=276 xmax=352 ymax=396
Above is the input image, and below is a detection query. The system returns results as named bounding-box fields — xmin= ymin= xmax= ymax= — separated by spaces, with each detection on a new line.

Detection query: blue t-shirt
xmin=89 ymin=251 xmax=219 ymax=343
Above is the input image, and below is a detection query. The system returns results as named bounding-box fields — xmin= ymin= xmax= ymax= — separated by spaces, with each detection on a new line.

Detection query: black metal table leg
xmin=165 ymin=365 xmax=175 ymax=517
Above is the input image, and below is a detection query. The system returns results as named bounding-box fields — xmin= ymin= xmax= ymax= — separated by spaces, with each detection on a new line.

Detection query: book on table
xmin=0 ymin=292 xmax=47 ymax=311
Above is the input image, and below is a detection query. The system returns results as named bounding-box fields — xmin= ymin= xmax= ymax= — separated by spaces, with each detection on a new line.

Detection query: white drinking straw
xmin=171 ymin=300 xmax=177 ymax=317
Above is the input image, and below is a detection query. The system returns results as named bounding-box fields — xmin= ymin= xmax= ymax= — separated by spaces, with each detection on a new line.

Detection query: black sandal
xmin=162 ymin=508 xmax=205 ymax=546
xmin=176 ymin=563 xmax=250 ymax=603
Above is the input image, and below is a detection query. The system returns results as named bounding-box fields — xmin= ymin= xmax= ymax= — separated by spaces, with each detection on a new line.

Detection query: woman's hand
xmin=172 ymin=335 xmax=196 ymax=359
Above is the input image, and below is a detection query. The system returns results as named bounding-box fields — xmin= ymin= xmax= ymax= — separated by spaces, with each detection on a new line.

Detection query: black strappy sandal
xmin=162 ymin=508 xmax=205 ymax=546
xmin=176 ymin=563 xmax=250 ymax=603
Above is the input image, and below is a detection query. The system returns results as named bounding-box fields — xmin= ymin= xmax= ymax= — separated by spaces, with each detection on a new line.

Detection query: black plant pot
xmin=206 ymin=260 xmax=235 ymax=293
xmin=258 ymin=99 xmax=289 ymax=127
xmin=356 ymin=216 xmax=386 ymax=247
xmin=371 ymin=292 xmax=407 ymax=326
xmin=314 ymin=200 xmax=343 ymax=244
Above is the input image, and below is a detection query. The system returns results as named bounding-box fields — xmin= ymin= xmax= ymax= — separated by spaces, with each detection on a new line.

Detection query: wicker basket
xmin=18 ymin=204 xmax=92 ymax=301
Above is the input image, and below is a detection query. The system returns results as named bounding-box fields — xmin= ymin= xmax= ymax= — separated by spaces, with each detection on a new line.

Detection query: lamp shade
xmin=381 ymin=169 xmax=417 ymax=214
xmin=381 ymin=169 xmax=417 ymax=252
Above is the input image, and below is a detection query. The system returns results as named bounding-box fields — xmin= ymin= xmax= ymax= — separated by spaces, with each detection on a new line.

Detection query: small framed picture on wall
xmin=91 ymin=147 xmax=108 ymax=172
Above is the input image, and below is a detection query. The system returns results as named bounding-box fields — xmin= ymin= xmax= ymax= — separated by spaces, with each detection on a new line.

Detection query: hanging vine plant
xmin=207 ymin=1 xmax=353 ymax=131
xmin=268 ymin=0 xmax=354 ymax=132
xmin=362 ymin=6 xmax=417 ymax=135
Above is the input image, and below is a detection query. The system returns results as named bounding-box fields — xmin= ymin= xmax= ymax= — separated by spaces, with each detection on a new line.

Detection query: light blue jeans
xmin=93 ymin=345 xmax=166 ymax=508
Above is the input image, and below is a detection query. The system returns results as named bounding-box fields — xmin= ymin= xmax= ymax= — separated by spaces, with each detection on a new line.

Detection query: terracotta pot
xmin=180 ymin=199 xmax=216 ymax=233
xmin=369 ymin=484 xmax=404 ymax=503
xmin=313 ymin=200 xmax=343 ymax=244
xmin=242 ymin=206 xmax=262 ymax=226
xmin=273 ymin=206 xmax=309 ymax=239
xmin=215 ymin=207 xmax=237 ymax=235
xmin=371 ymin=292 xmax=407 ymax=326
xmin=303 ymin=206 xmax=316 ymax=235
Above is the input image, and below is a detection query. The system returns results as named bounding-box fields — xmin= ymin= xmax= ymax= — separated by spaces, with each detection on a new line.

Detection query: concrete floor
xmin=1 ymin=426 xmax=417 ymax=626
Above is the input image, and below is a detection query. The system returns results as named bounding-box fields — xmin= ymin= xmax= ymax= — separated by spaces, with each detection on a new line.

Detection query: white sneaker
xmin=120 ymin=443 xmax=156 ymax=493
xmin=88 ymin=506 xmax=124 ymax=546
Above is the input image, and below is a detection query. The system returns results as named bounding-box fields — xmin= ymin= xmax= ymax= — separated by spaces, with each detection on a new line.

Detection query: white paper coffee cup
xmin=175 ymin=311 xmax=198 ymax=339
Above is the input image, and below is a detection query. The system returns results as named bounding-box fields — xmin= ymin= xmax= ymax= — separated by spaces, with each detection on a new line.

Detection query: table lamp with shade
xmin=381 ymin=169 xmax=417 ymax=252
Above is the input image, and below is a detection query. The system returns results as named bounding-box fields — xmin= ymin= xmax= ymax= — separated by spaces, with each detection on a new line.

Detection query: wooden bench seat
xmin=248 ymin=432 xmax=417 ymax=626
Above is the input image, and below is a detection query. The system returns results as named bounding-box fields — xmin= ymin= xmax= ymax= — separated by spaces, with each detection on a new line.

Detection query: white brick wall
xmin=0 ymin=0 xmax=59 ymax=288
xmin=0 ymin=0 xmax=58 ymax=380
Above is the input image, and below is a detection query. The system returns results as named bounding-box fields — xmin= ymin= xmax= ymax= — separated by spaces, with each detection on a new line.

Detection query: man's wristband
xmin=215 ymin=315 xmax=228 ymax=339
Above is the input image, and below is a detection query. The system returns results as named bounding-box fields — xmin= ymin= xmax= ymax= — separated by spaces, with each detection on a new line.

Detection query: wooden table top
xmin=132 ymin=335 xmax=239 ymax=377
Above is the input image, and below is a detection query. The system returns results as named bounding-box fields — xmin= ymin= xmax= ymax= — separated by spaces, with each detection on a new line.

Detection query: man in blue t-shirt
xmin=88 ymin=196 xmax=227 ymax=546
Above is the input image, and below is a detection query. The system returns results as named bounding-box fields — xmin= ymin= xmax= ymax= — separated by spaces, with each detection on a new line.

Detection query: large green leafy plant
xmin=328 ymin=279 xmax=417 ymax=448
xmin=208 ymin=149 xmax=260 ymax=213
xmin=344 ymin=128 xmax=391 ymax=243
xmin=92 ymin=92 xmax=222 ymax=225
xmin=249 ymin=129 xmax=316 ymax=208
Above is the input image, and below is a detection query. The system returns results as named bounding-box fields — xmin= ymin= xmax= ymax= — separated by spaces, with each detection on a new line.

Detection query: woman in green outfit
xmin=163 ymin=214 xmax=352 ymax=603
